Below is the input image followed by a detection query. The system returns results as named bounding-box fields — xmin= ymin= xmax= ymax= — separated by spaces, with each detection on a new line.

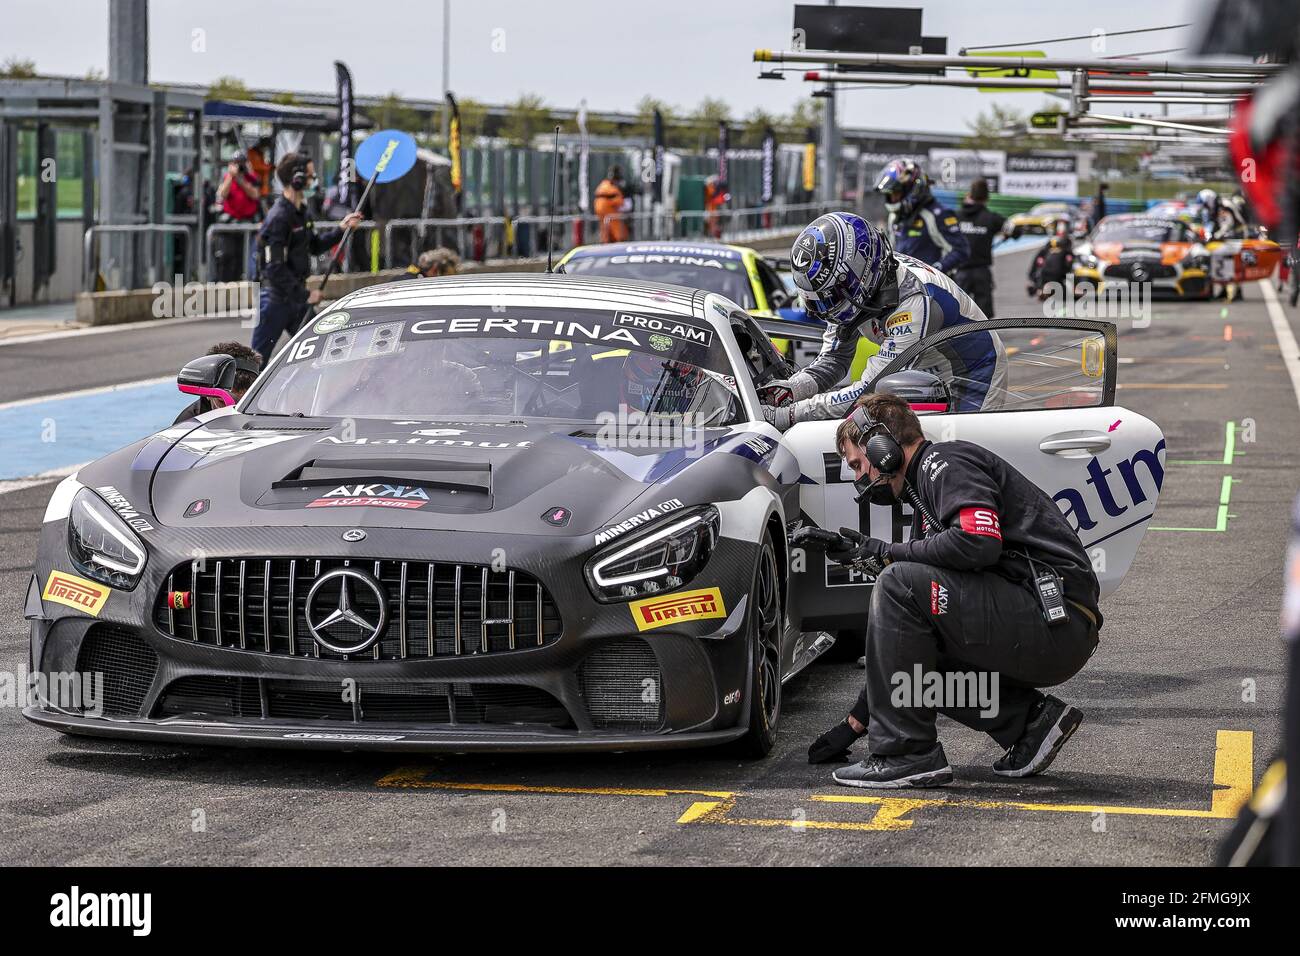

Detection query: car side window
xmin=730 ymin=310 xmax=791 ymax=385
xmin=888 ymin=324 xmax=1111 ymax=413
xmin=755 ymin=259 xmax=791 ymax=310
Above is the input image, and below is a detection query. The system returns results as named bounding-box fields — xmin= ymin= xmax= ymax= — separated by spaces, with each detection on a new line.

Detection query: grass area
xmin=15 ymin=176 xmax=89 ymax=217
xmin=1076 ymin=179 xmax=1237 ymax=202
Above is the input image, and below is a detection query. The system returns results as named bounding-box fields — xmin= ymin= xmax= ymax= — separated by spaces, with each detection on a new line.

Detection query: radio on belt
xmin=1034 ymin=567 xmax=1069 ymax=626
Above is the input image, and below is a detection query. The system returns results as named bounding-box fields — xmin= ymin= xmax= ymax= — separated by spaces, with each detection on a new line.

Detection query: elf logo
xmin=931 ymin=581 xmax=949 ymax=615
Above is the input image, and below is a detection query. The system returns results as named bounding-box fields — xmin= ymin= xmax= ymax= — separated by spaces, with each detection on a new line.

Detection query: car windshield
xmin=562 ymin=246 xmax=756 ymax=309
xmin=1095 ymin=218 xmax=1187 ymax=242
xmin=247 ymin=305 xmax=743 ymax=425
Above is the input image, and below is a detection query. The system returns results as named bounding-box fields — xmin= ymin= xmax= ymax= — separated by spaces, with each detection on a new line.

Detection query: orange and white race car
xmin=1072 ymin=215 xmax=1212 ymax=299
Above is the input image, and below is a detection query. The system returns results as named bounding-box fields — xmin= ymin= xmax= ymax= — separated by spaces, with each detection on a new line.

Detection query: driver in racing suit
xmin=760 ymin=212 xmax=1006 ymax=430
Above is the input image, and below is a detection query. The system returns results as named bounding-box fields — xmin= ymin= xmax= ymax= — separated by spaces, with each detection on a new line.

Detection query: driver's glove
xmin=757 ymin=370 xmax=818 ymax=407
xmin=809 ymin=719 xmax=865 ymax=764
xmin=762 ymin=403 xmax=795 ymax=431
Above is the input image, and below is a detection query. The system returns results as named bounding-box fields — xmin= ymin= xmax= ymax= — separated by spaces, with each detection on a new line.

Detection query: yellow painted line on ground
xmin=375 ymin=732 xmax=1253 ymax=834
xmin=375 ymin=766 xmax=733 ymax=799
xmin=808 ymin=730 xmax=1253 ymax=827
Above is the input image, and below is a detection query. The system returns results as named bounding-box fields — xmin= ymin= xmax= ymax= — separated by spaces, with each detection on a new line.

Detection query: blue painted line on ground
xmin=993 ymin=236 xmax=1044 ymax=256
xmin=0 ymin=380 xmax=181 ymax=479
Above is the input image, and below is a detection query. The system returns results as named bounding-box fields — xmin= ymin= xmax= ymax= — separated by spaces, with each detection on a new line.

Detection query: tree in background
xmin=500 ymin=93 xmax=552 ymax=146
xmin=632 ymin=96 xmax=677 ymax=140
xmin=1 ymin=57 xmax=37 ymax=79
xmin=686 ymin=97 xmax=732 ymax=144
xmin=741 ymin=107 xmax=781 ymax=148
xmin=207 ymin=76 xmax=251 ymax=100
xmin=374 ymin=92 xmax=425 ymax=134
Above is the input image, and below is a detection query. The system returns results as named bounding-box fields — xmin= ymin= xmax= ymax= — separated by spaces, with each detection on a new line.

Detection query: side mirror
xmin=872 ymin=369 xmax=951 ymax=414
xmin=178 ymin=354 xmax=238 ymax=408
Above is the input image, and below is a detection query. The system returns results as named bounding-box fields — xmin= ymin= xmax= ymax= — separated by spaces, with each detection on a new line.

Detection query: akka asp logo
xmin=959 ymin=507 xmax=1002 ymax=539
xmin=930 ymin=580 xmax=949 ymax=616
xmin=308 ymin=484 xmax=430 ymax=510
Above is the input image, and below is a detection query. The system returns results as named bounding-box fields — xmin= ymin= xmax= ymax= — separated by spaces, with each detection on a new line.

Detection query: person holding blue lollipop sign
xmin=251 ymin=130 xmax=417 ymax=363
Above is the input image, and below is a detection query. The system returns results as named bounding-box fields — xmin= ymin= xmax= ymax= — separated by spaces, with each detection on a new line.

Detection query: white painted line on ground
xmin=0 ymin=463 xmax=85 ymax=498
xmin=1259 ymin=279 xmax=1300 ymax=412
xmin=0 ymin=376 xmax=171 ymax=412
xmin=0 ymin=311 xmax=251 ymax=348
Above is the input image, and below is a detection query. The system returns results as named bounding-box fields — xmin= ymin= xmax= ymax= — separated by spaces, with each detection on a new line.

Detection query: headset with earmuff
xmin=847 ymin=405 xmax=903 ymax=476
xmin=290 ymin=163 xmax=309 ymax=191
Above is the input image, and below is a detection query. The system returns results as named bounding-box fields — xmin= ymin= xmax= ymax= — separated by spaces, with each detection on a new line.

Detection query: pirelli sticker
xmin=629 ymin=587 xmax=727 ymax=631
xmin=885 ymin=311 xmax=912 ymax=332
xmin=43 ymin=571 xmax=110 ymax=617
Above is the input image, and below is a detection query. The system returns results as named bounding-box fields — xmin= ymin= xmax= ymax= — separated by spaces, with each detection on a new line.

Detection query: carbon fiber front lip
xmin=22 ymin=705 xmax=746 ymax=753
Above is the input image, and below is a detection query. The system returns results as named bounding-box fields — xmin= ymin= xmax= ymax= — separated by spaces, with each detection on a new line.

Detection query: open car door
xmin=779 ymin=318 xmax=1165 ymax=634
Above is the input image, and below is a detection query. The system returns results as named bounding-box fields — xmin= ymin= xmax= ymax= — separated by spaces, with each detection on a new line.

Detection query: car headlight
xmin=1077 ymin=253 xmax=1099 ymax=270
xmin=585 ymin=506 xmax=719 ymax=603
xmin=67 ymin=487 xmax=147 ymax=590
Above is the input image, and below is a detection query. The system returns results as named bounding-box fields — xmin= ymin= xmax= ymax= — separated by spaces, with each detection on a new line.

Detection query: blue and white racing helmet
xmin=789 ymin=212 xmax=894 ymax=325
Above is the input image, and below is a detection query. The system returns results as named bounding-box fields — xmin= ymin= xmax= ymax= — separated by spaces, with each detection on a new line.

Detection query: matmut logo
xmin=630 ymin=588 xmax=727 ymax=631
xmin=43 ymin=571 xmax=110 ymax=617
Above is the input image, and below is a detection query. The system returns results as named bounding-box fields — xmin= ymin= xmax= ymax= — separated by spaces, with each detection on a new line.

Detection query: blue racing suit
xmin=890 ymin=201 xmax=970 ymax=275
xmin=783 ymin=255 xmax=1006 ymax=420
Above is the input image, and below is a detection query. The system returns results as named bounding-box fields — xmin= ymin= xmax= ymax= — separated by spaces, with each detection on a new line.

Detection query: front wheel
xmin=736 ymin=538 xmax=783 ymax=757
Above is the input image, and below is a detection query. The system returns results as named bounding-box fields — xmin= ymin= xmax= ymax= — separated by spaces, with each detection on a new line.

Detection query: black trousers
xmin=955 ymin=266 xmax=995 ymax=318
xmin=850 ymin=560 xmax=1098 ymax=756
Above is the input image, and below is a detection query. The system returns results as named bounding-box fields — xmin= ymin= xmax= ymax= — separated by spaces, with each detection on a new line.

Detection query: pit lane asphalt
xmin=0 ymin=250 xmax=1291 ymax=865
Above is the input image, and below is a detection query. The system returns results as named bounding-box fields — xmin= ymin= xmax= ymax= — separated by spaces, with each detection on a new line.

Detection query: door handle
xmin=1039 ymin=431 xmax=1112 ymax=457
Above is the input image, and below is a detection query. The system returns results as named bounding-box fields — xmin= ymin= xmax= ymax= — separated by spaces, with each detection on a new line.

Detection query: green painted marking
xmin=1151 ymin=476 xmax=1237 ymax=532
xmin=1170 ymin=420 xmax=1237 ymax=465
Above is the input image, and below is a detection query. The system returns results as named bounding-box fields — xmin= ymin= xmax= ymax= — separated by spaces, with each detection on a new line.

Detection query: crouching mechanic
xmin=760 ymin=212 xmax=1005 ymax=428
xmin=796 ymin=393 xmax=1101 ymax=788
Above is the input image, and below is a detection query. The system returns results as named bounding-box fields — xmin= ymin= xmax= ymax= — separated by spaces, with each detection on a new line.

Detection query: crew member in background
xmin=172 ymin=341 xmax=262 ymax=424
xmin=594 ymin=165 xmax=629 ymax=243
xmin=759 ymin=212 xmax=1003 ymax=428
xmin=397 ymin=247 xmax=461 ymax=280
xmin=953 ymin=177 xmax=1006 ymax=317
xmin=875 ymin=159 xmax=969 ymax=276
xmin=251 ymin=152 xmax=361 ymax=364
xmin=249 ymin=137 xmax=275 ymax=209
xmin=213 ymin=155 xmax=262 ymax=282
xmin=1027 ymin=221 xmax=1074 ymax=301
xmin=800 ymin=393 xmax=1100 ymax=788
xmin=705 ymin=174 xmax=730 ymax=240
xmin=1091 ymin=181 xmax=1109 ymax=231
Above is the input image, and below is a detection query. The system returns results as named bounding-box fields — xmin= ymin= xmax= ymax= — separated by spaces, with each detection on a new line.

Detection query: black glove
xmin=792 ymin=526 xmax=891 ymax=576
xmin=809 ymin=719 xmax=865 ymax=764
xmin=826 ymin=527 xmax=891 ymax=575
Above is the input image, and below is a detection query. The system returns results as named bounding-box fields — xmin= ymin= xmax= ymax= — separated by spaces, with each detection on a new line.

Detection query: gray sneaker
xmin=993 ymin=695 xmax=1083 ymax=778
xmin=832 ymin=743 xmax=953 ymax=789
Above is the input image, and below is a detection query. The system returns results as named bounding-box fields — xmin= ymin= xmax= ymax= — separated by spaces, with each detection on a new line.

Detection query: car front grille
xmin=578 ymin=639 xmax=664 ymax=732
xmin=154 ymin=675 xmax=572 ymax=727
xmin=1109 ymin=261 xmax=1176 ymax=280
xmin=75 ymin=624 xmax=159 ymax=717
xmin=154 ymin=558 xmax=562 ymax=661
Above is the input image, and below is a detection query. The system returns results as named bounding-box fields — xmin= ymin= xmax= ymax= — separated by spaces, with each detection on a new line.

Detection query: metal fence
xmin=86 ymin=202 xmax=837 ymax=291
xmin=83 ymin=224 xmax=195 ymax=293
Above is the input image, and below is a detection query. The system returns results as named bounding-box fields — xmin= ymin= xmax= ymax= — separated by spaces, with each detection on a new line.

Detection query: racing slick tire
xmin=735 ymin=537 xmax=783 ymax=757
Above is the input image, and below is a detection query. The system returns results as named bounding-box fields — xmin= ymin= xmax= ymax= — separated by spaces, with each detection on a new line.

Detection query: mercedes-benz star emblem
xmin=305 ymin=568 xmax=388 ymax=654
xmin=342 ymin=528 xmax=366 ymax=542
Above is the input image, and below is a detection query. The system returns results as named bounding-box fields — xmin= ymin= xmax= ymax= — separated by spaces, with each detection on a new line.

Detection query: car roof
xmin=561 ymin=240 xmax=751 ymax=260
xmin=334 ymin=272 xmax=722 ymax=323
